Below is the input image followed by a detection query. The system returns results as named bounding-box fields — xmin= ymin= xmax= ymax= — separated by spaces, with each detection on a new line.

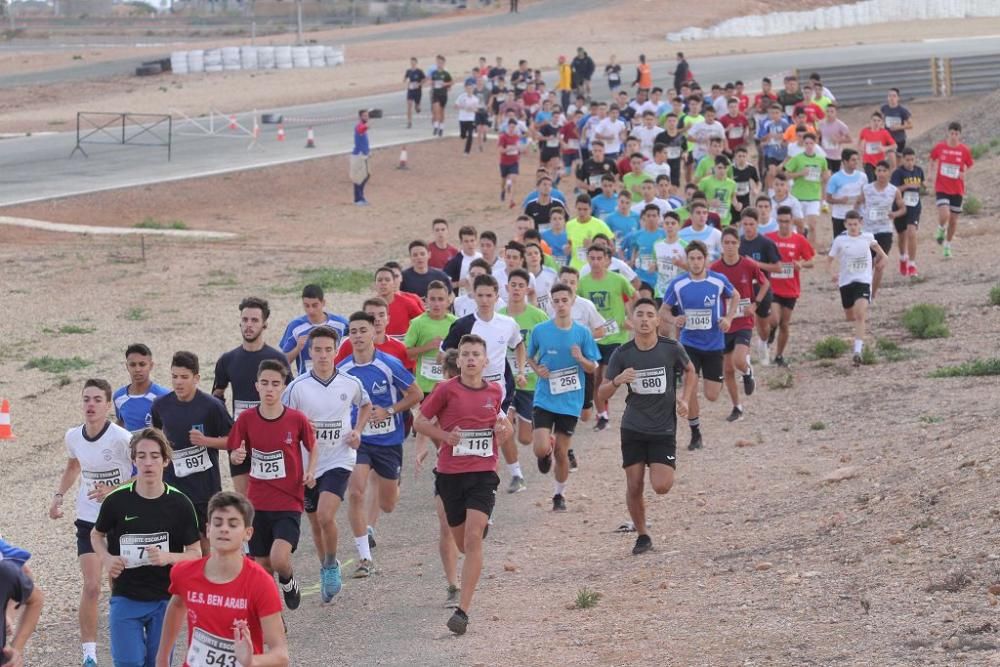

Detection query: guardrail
xmin=70 ymin=112 xmax=172 ymax=161
xmin=801 ymin=58 xmax=938 ymax=106
xmin=945 ymin=53 xmax=1000 ymax=95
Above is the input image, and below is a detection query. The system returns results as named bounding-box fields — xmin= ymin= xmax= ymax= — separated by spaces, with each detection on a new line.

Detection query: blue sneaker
xmin=320 ymin=560 xmax=342 ymax=603
xmin=82 ymin=658 xmax=98 ymax=667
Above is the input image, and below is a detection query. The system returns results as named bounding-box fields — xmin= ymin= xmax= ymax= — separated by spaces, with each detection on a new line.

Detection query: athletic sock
xmin=854 ymin=339 xmax=863 ymax=354
xmin=735 ymin=404 xmax=743 ymax=412
xmin=82 ymin=643 xmax=97 ymax=661
xmin=554 ymin=481 xmax=566 ymax=496
xmin=598 ymin=411 xmax=609 ymax=419
xmin=355 ymin=535 xmax=372 ymax=562
xmin=507 ymin=462 xmax=523 ymax=479
xmin=688 ymin=417 xmax=701 ymax=433
xmin=323 ymin=554 xmax=337 ymax=568
xmin=900 ymin=253 xmax=908 ymax=262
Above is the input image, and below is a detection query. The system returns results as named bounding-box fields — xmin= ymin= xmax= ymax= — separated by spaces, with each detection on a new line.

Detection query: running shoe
xmin=354 ymin=200 xmax=370 ymax=207
xmin=743 ymin=363 xmax=755 ymax=396
xmin=537 ymin=452 xmax=552 ymax=475
xmin=507 ymin=475 xmax=526 ymax=494
xmin=353 ymin=559 xmax=373 ymax=579
xmin=444 ymin=585 xmax=461 ymax=609
xmin=367 ymin=526 xmax=377 ymax=549
xmin=320 ymin=561 xmax=342 ymax=603
xmin=907 ymin=263 xmax=918 ymax=277
xmin=943 ymin=245 xmax=952 ymax=258
xmin=726 ymin=406 xmax=744 ymax=422
xmin=593 ymin=416 xmax=609 ymax=432
xmin=447 ymin=609 xmax=469 ymax=635
xmin=774 ymin=355 xmax=789 ymax=368
xmin=280 ymin=577 xmax=301 ymax=610
xmin=567 ymin=448 xmax=578 ymax=472
xmin=632 ymin=534 xmax=653 ymax=555
xmin=82 ymin=659 xmax=98 ymax=667
xmin=898 ymin=259 xmax=908 ymax=276
xmin=935 ymin=226 xmax=945 ymax=245
xmin=853 ymin=352 xmax=862 ymax=367
xmin=407 ymin=121 xmax=412 ymax=129
xmin=688 ymin=430 xmax=703 ymax=451
xmin=552 ymin=494 xmax=567 ymax=512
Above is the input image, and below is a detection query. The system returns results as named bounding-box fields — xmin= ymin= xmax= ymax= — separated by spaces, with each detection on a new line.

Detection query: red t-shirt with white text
xmin=858 ymin=128 xmax=895 ymax=165
xmin=929 ymin=142 xmax=974 ymax=195
xmin=765 ymin=231 xmax=815 ymax=299
xmin=420 ymin=377 xmax=504 ymax=475
xmin=499 ymin=133 xmax=521 ymax=166
xmin=170 ymin=557 xmax=282 ymax=667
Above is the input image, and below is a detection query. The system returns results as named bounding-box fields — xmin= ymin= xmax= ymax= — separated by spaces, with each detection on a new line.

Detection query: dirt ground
xmin=3 ymin=1 xmax=1000 ymax=133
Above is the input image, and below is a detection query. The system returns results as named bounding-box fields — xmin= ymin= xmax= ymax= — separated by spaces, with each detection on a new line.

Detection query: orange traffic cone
xmin=305 ymin=127 xmax=316 ymax=149
xmin=277 ymin=124 xmax=286 ymax=142
xmin=0 ymin=399 xmax=15 ymax=441
xmin=252 ymin=117 xmax=260 ymax=140
xmin=228 ymin=115 xmax=238 ymax=131
xmin=397 ymin=146 xmax=408 ymax=170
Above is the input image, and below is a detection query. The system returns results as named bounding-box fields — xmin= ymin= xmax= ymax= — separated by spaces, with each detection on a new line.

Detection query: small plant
xmin=874 ymin=337 xmax=912 ymax=362
xmin=767 ymin=371 xmax=794 ymax=390
xmin=902 ymin=304 xmax=949 ymax=339
xmin=810 ymin=421 xmax=826 ymax=431
xmin=135 ymin=216 xmax=187 ymax=230
xmin=859 ymin=347 xmax=878 ymax=366
xmin=24 ymin=356 xmax=92 ymax=373
xmin=930 ymin=358 xmax=1000 ymax=378
xmin=970 ymin=144 xmax=990 ymax=160
xmin=962 ymin=195 xmax=982 ymax=216
xmin=574 ymin=587 xmax=602 ymax=609
xmin=813 ymin=336 xmax=849 ymax=359
xmin=56 ymin=324 xmax=95 ymax=335
xmin=124 ymin=307 xmax=149 ymax=321
xmin=925 ymin=570 xmax=973 ymax=593
xmin=919 ymin=415 xmax=943 ymax=424
xmin=295 ymin=267 xmax=371 ymax=294
xmin=989 ymin=285 xmax=1000 ymax=307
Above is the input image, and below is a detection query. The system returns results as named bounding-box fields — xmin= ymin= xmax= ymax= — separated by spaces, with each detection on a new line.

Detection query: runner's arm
xmin=154 ymin=596 xmax=186 ymax=667
xmin=679 ymin=360 xmax=697 ymax=408
xmin=394 ymin=382 xmax=424 ymax=414
xmin=7 ymin=578 xmax=42 ymax=661
xmin=413 ymin=411 xmax=460 ymax=446
xmin=249 ymin=612 xmax=289 ymax=666
xmin=49 ymin=458 xmax=80 ymax=518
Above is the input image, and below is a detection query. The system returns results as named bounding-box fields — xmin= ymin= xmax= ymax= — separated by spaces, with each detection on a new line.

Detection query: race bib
xmin=250 ymin=449 xmax=286 ymax=480
xmin=601 ymin=319 xmax=620 ymax=336
xmin=588 ymin=174 xmax=603 ymax=188
xmin=548 ymin=367 xmax=581 ymax=395
xmin=420 ymin=356 xmax=444 ymax=381
xmin=940 ymin=163 xmax=960 ymax=179
xmin=631 ymin=367 xmax=667 ymax=395
xmin=884 ymin=115 xmax=900 ymax=128
xmin=433 ymin=80 xmax=444 ymax=89
xmin=546 ymin=138 xmax=559 ymax=148
xmin=821 ymin=134 xmax=836 ymax=149
xmin=173 ymin=447 xmax=212 ymax=478
xmin=848 ymin=255 xmax=869 ymax=274
xmin=363 ymin=415 xmax=395 ymax=437
xmin=903 ymin=190 xmax=920 ymax=207
xmin=232 ymin=400 xmax=257 ymax=419
xmin=505 ymin=146 xmax=519 ymax=156
xmin=865 ymin=142 xmax=881 ymax=155
xmin=454 ymin=429 xmax=494 ymax=458
xmin=496 ymin=93 xmax=507 ymax=102
xmin=638 ymin=253 xmax=656 ymax=273
xmin=805 ymin=165 xmax=821 ymax=182
xmin=120 ymin=532 xmax=169 ymax=569
xmin=784 ymin=105 xmax=795 ymax=117
xmin=711 ymin=205 xmax=728 ymax=217
xmin=735 ymin=181 xmax=751 ymax=196
xmin=82 ymin=469 xmax=123 ymax=496
xmin=186 ymin=628 xmax=238 ymax=667
xmin=685 ymin=308 xmax=713 ymax=330
xmin=567 ymin=138 xmax=580 ymax=149
xmin=666 ymin=146 xmax=682 ymax=159
xmin=576 ymin=247 xmax=588 ymax=263
xmin=738 ymin=298 xmax=752 ymax=316
xmin=408 ymin=81 xmax=419 ymax=90
xmin=728 ymin=126 xmax=744 ymax=139
xmin=774 ymin=262 xmax=795 ymax=279
xmin=313 ymin=420 xmax=343 ymax=446
xmin=868 ymin=206 xmax=889 ymax=222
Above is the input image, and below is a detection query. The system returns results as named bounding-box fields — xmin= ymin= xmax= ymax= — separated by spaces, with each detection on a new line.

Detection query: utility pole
xmin=295 ymin=0 xmax=303 ymax=45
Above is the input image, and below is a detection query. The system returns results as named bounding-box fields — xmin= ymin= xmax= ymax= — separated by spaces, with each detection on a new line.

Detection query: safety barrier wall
xmin=946 ymin=53 xmax=1000 ymax=95
xmin=169 ymin=44 xmax=345 ymax=75
xmin=667 ymin=0 xmax=1000 ymax=41
xmin=804 ymin=58 xmax=938 ymax=106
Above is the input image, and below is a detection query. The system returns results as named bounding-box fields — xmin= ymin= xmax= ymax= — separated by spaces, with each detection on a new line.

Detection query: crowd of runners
xmin=0 ymin=50 xmax=977 ymax=667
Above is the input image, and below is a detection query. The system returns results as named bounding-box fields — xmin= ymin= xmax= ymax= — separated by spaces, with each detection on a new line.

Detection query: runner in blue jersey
xmin=624 ymin=204 xmax=666 ymax=289
xmin=114 ymin=343 xmax=169 ymax=433
xmin=604 ymin=191 xmax=640 ymax=251
xmin=337 ymin=311 xmax=423 ymax=578
xmin=527 ymin=283 xmax=600 ymax=512
xmin=663 ymin=240 xmax=739 ymax=452
xmin=280 ymin=283 xmax=349 ymax=376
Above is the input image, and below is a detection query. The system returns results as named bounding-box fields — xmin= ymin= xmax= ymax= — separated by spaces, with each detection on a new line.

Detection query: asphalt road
xmin=0 ymin=36 xmax=996 ymax=209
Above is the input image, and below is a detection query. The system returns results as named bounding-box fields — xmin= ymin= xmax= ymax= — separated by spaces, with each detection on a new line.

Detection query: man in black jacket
xmin=673 ymin=52 xmax=690 ymax=92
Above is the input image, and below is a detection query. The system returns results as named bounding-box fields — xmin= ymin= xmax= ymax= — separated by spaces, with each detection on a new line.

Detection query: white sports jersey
xmin=829 ymin=232 xmax=876 ymax=287
xmin=454 ymin=294 xmax=506 ymax=318
xmin=654 ymin=239 xmax=688 ymax=295
xmin=65 ymin=422 xmax=133 ymax=523
xmin=530 ymin=266 xmax=559 ymax=313
xmin=861 ymin=183 xmax=897 ymax=236
xmin=282 ymin=371 xmax=370 ymax=475
xmin=493 ymin=264 xmax=537 ymax=303
xmin=632 ymin=125 xmax=661 ymax=159
xmin=544 ymin=294 xmax=605 ymax=333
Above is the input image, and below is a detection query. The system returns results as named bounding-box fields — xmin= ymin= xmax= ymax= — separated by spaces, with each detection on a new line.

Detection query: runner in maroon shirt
xmin=710 ymin=228 xmax=769 ymax=422
xmin=428 ymin=218 xmax=459 ymax=270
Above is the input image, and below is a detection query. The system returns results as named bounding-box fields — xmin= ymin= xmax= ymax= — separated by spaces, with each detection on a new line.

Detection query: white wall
xmin=667 ymin=0 xmax=1000 ymax=41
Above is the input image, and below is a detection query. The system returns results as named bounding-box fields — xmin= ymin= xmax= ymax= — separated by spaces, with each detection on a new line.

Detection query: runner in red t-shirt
xmin=711 ymin=227 xmax=769 ymax=422
xmin=156 ymin=492 xmax=287 ymax=667
xmin=765 ymin=208 xmax=816 ymax=367
xmin=373 ymin=266 xmax=424 ymax=342
xmin=227 ymin=360 xmax=315 ymax=613
xmin=428 ymin=218 xmax=459 ymax=270
xmin=498 ymin=120 xmax=522 ymax=206
xmin=858 ymin=112 xmax=896 ymax=181
xmin=334 ymin=297 xmax=413 ymax=370
xmin=929 ymin=121 xmax=975 ymax=256
xmin=415 ymin=334 xmax=513 ymax=636
xmin=719 ymin=98 xmax=750 ymax=155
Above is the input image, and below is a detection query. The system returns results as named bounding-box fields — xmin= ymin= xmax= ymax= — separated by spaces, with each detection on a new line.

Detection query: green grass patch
xmin=859 ymin=347 xmax=878 ymax=366
xmin=970 ymin=144 xmax=990 ymax=160
xmin=962 ymin=195 xmax=982 ymax=216
xmin=135 ymin=216 xmax=187 ymax=230
xmin=767 ymin=371 xmax=794 ymax=390
xmin=919 ymin=415 xmax=944 ymax=424
xmin=24 ymin=356 xmax=92 ymax=373
xmin=813 ymin=336 xmax=849 ymax=359
xmin=875 ymin=337 xmax=914 ymax=362
xmin=809 ymin=421 xmax=826 ymax=431
xmin=574 ymin=588 xmax=602 ymax=609
xmin=294 ymin=267 xmax=371 ymax=294
xmin=902 ymin=304 xmax=949 ymax=339
xmin=200 ymin=270 xmax=239 ymax=288
xmin=42 ymin=324 xmax=96 ymax=335
xmin=930 ymin=358 xmax=1000 ymax=378
xmin=989 ymin=285 xmax=1000 ymax=307
xmin=124 ymin=307 xmax=149 ymax=321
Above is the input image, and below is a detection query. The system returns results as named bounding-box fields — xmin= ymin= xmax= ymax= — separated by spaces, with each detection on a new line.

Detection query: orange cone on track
xmin=305 ymin=127 xmax=316 ymax=149
xmin=0 ymin=399 xmax=15 ymax=440
xmin=397 ymin=146 xmax=408 ymax=170
xmin=277 ymin=124 xmax=286 ymax=142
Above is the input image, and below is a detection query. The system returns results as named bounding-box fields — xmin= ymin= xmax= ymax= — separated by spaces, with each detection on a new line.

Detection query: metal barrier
xmin=946 ymin=53 xmax=1000 ymax=95
xmin=70 ymin=112 xmax=173 ymax=161
xmin=803 ymin=58 xmax=938 ymax=106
